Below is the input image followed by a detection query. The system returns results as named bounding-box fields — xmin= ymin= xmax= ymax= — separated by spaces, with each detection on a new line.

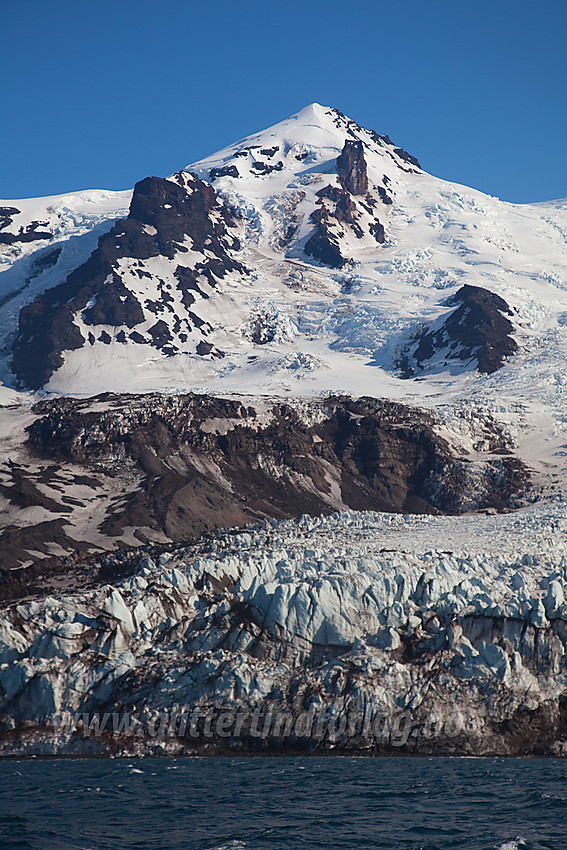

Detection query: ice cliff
xmin=1 ymin=506 xmax=567 ymax=756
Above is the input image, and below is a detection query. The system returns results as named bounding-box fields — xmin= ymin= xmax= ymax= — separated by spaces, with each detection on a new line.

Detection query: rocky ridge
xmin=402 ymin=284 xmax=519 ymax=376
xmin=12 ymin=172 xmax=244 ymax=389
xmin=0 ymin=393 xmax=529 ymax=577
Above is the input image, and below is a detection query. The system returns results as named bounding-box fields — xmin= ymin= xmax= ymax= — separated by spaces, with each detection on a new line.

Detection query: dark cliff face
xmin=337 ymin=139 xmax=368 ymax=195
xmin=304 ymin=140 xmax=385 ymax=268
xmin=11 ymin=173 xmax=243 ymax=390
xmin=0 ymin=393 xmax=528 ymax=586
xmin=25 ymin=395 xmax=456 ymax=524
xmin=303 ymin=226 xmax=346 ymax=268
xmin=403 ymin=285 xmax=518 ymax=377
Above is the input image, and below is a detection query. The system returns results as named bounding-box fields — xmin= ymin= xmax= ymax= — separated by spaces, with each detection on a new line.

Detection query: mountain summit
xmin=4 ymin=104 xmax=426 ymax=393
xmin=0 ymin=103 xmax=566 ymax=439
xmin=2 ymin=109 xmax=567 ymax=757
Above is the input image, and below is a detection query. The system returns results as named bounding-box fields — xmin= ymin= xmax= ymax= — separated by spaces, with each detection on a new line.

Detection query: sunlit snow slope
xmin=1 ymin=104 xmax=567 ymax=482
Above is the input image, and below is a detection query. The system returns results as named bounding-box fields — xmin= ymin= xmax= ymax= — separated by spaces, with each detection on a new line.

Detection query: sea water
xmin=0 ymin=757 xmax=566 ymax=849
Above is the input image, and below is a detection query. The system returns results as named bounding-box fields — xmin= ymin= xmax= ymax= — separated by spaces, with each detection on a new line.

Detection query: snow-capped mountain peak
xmin=1 ymin=102 xmax=567 ymax=579
xmin=0 ymin=103 xmax=566 ymax=479
xmin=3 ymin=105 xmax=567 ymax=756
xmin=187 ymin=103 xmax=421 ymax=265
xmin=188 ymin=102 xmax=421 ymax=184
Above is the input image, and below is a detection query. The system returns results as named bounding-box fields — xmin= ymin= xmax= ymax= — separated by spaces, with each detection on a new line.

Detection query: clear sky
xmin=2 ymin=0 xmax=566 ymax=203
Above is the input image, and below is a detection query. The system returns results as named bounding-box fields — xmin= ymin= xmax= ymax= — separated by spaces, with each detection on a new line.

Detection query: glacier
xmin=0 ymin=104 xmax=567 ymax=755
xmin=1 ymin=506 xmax=567 ymax=756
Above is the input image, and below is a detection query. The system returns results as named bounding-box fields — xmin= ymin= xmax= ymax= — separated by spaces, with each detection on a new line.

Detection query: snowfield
xmin=0 ymin=105 xmax=566 ymax=487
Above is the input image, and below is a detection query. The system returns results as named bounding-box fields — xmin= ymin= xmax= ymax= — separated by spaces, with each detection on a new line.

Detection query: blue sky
xmin=2 ymin=0 xmax=566 ymax=202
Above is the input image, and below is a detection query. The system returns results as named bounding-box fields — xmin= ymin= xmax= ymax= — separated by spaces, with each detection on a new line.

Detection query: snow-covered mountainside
xmin=1 ymin=104 xmax=567 ymax=757
xmin=0 ymin=103 xmax=566 ymax=568
xmin=0 ymin=190 xmax=131 ymax=273
xmin=0 ymin=104 xmax=564 ymax=404
xmin=0 ymin=190 xmax=130 ymax=374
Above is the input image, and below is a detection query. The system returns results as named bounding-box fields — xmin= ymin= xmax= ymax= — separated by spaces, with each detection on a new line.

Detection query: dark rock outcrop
xmin=304 ymin=227 xmax=345 ymax=268
xmin=27 ymin=246 xmax=62 ymax=280
xmin=377 ymin=186 xmax=393 ymax=205
xmin=337 ymin=139 xmax=368 ymax=195
xmin=251 ymin=160 xmax=284 ymax=176
xmin=304 ymin=178 xmax=386 ymax=266
xmin=0 ymin=206 xmax=21 ymax=232
xmin=209 ymin=164 xmax=240 ymax=180
xmin=196 ymin=340 xmax=214 ymax=356
xmin=0 ymin=206 xmax=53 ymax=245
xmin=304 ymin=184 xmax=363 ymax=267
xmin=0 ymin=221 xmax=53 ymax=245
xmin=0 ymin=393 xmax=528 ymax=582
xmin=369 ymin=220 xmax=385 ymax=243
xmin=304 ymin=137 xmax=388 ymax=267
xmin=11 ymin=173 xmax=244 ymax=389
xmin=393 ymin=147 xmax=421 ymax=169
xmin=403 ymin=285 xmax=518 ymax=376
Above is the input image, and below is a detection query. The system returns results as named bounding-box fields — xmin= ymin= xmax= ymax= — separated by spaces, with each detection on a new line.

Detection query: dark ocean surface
xmin=0 ymin=757 xmax=565 ymax=850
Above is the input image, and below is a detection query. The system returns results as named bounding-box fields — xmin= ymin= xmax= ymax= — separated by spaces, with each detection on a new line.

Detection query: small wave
xmin=497 ymin=839 xmax=526 ymax=850
xmin=206 ymin=842 xmax=246 ymax=850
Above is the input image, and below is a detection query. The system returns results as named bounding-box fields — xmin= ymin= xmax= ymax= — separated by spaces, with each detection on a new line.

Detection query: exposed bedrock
xmin=0 ymin=207 xmax=53 ymax=245
xmin=403 ymin=284 xmax=519 ymax=376
xmin=303 ymin=226 xmax=345 ymax=268
xmin=28 ymin=393 xmax=527 ymax=520
xmin=304 ymin=139 xmax=386 ymax=267
xmin=11 ymin=172 xmax=243 ymax=390
xmin=1 ymin=510 xmax=567 ymax=757
xmin=0 ymin=393 xmax=529 ymax=582
xmin=337 ymin=139 xmax=368 ymax=195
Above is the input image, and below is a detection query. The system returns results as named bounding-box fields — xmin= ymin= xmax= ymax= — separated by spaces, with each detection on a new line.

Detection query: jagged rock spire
xmin=337 ymin=139 xmax=368 ymax=195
